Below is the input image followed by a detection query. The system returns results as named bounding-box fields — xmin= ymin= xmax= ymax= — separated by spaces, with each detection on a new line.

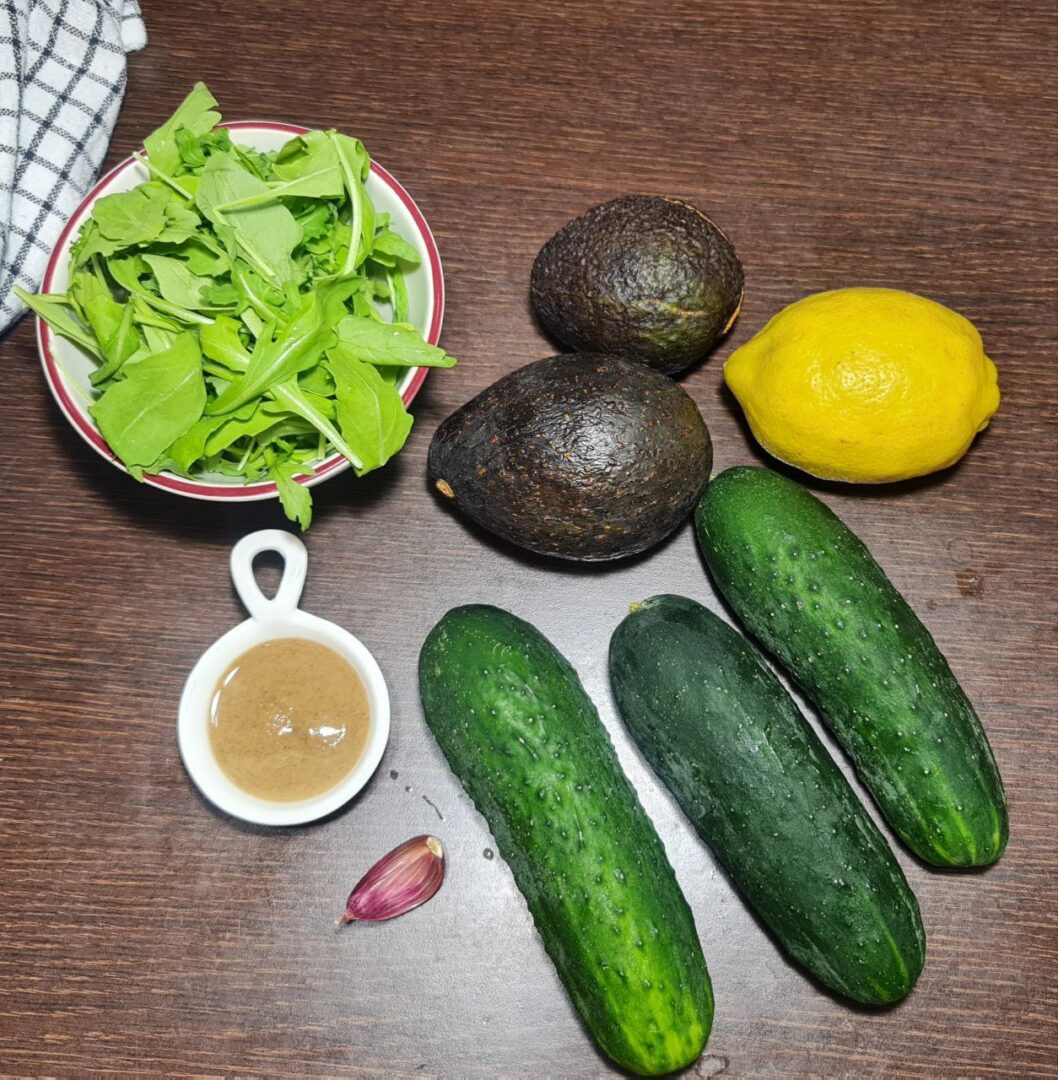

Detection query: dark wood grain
xmin=1 ymin=1 xmax=1056 ymax=1076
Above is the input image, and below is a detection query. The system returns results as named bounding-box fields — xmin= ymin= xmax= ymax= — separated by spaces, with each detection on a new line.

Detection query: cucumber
xmin=695 ymin=467 xmax=1008 ymax=868
xmin=609 ymin=594 xmax=925 ymax=1004
xmin=419 ymin=605 xmax=712 ymax=1076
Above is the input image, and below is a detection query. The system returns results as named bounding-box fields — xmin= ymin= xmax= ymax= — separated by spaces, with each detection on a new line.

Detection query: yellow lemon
xmin=724 ymin=288 xmax=1000 ymax=483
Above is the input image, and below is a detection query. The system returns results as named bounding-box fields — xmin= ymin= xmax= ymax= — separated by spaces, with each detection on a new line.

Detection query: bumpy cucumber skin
xmin=695 ymin=467 xmax=1008 ymax=868
xmin=419 ymin=605 xmax=712 ymax=1076
xmin=610 ymin=594 xmax=925 ymax=1004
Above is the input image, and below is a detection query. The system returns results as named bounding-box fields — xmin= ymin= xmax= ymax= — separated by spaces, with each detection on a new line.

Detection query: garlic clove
xmin=339 ymin=834 xmax=445 ymax=924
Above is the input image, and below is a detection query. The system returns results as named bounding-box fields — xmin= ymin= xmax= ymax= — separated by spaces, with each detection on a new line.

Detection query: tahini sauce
xmin=209 ymin=638 xmax=370 ymax=801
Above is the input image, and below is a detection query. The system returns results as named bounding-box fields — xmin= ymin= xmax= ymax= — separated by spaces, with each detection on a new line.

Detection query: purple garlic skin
xmin=339 ymin=835 xmax=445 ymax=924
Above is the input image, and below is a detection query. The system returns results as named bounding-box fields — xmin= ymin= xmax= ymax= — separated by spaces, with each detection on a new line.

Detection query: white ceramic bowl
xmin=178 ymin=530 xmax=390 ymax=825
xmin=36 ymin=121 xmax=444 ymax=502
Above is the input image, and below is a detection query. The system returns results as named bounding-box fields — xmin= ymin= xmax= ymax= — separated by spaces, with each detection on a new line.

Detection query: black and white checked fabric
xmin=0 ymin=0 xmax=145 ymax=333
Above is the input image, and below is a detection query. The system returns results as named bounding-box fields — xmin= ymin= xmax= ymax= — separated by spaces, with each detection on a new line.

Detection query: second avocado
xmin=531 ymin=195 xmax=744 ymax=375
xmin=428 ymin=354 xmax=712 ymax=561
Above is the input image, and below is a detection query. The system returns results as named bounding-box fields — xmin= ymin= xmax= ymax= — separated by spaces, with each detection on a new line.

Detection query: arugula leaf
xmin=108 ymin=256 xmax=214 ymax=326
xmin=370 ymin=227 xmax=421 ymax=266
xmin=332 ymin=314 xmax=455 ymax=368
xmin=231 ymin=261 xmax=286 ymax=323
xmin=78 ymin=290 xmax=122 ymax=349
xmin=233 ymin=143 xmax=274 ymax=182
xmin=359 ymin=164 xmax=375 ymax=263
xmin=130 ymin=296 xmax=184 ymax=332
xmin=165 ymin=414 xmax=226 ymax=473
xmin=89 ymin=332 xmax=206 ymax=469
xmin=389 ymin=269 xmax=409 ymax=323
xmin=143 ymin=83 xmax=221 ymax=177
xmin=240 ymin=308 xmax=265 ymax=337
xmin=68 ymin=220 xmax=112 ymax=265
xmin=205 ymin=399 xmax=291 ymax=456
xmin=88 ymin=299 xmax=140 ymax=385
xmin=91 ymin=185 xmax=170 ymax=247
xmin=269 ymin=456 xmax=314 ymax=531
xmin=296 ymin=201 xmax=335 ymax=242
xmin=329 ymin=131 xmax=371 ymax=275
xmin=178 ymin=240 xmax=229 ymax=276
xmin=327 ymin=351 xmax=413 ymax=473
xmin=71 ymin=187 xmax=196 ymax=268
xmin=206 ymin=287 xmax=330 ymax=414
xmin=142 ymin=254 xmax=222 ymax=311
xmin=272 ymin=131 xmax=335 ymax=177
xmin=195 ymin=152 xmax=302 ymax=284
xmin=261 ymin=417 xmax=318 ymax=443
xmin=199 ymin=315 xmax=251 ymax=371
xmin=142 ymin=324 xmax=179 ymax=353
xmin=70 ymin=263 xmax=117 ymax=324
xmin=298 ymin=364 xmax=335 ymax=396
xmin=156 ymin=199 xmax=203 ymax=245
xmin=271 ymin=377 xmax=362 ymax=469
xmin=193 ymin=128 xmax=234 ymax=166
xmin=174 ymin=126 xmax=207 ymax=169
xmin=220 ymin=131 xmax=345 ymax=208
xmin=14 ymin=289 xmax=104 ymax=361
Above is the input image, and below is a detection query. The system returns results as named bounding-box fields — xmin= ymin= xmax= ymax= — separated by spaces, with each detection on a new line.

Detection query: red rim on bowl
xmin=37 ymin=121 xmax=445 ymax=501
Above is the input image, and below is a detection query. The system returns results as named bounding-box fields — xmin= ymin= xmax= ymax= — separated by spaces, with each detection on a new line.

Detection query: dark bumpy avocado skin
xmin=530 ymin=195 xmax=744 ymax=375
xmin=427 ymin=353 xmax=712 ymax=561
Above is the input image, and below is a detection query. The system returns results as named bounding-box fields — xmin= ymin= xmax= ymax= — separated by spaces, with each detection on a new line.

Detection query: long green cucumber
xmin=419 ymin=605 xmax=712 ymax=1076
xmin=610 ymin=594 xmax=925 ymax=1004
xmin=695 ymin=466 xmax=1008 ymax=867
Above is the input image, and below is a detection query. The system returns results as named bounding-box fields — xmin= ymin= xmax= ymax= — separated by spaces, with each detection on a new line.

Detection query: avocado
xmin=530 ymin=195 xmax=743 ymax=375
xmin=428 ymin=353 xmax=712 ymax=561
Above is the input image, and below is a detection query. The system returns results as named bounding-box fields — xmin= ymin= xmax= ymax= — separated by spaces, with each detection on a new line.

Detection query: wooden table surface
xmin=1 ymin=1 xmax=1056 ymax=1077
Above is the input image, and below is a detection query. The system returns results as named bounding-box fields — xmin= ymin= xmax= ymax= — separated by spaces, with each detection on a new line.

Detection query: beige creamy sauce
xmin=209 ymin=638 xmax=370 ymax=802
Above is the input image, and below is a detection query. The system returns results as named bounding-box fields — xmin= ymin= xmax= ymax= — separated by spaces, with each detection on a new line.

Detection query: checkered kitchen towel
xmin=0 ymin=0 xmax=145 ymax=333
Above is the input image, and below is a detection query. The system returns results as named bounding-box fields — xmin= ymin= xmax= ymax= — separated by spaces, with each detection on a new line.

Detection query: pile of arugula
xmin=18 ymin=83 xmax=455 ymax=528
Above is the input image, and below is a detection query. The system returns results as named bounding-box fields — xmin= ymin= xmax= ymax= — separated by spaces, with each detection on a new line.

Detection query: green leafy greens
xmin=18 ymin=82 xmax=454 ymax=528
